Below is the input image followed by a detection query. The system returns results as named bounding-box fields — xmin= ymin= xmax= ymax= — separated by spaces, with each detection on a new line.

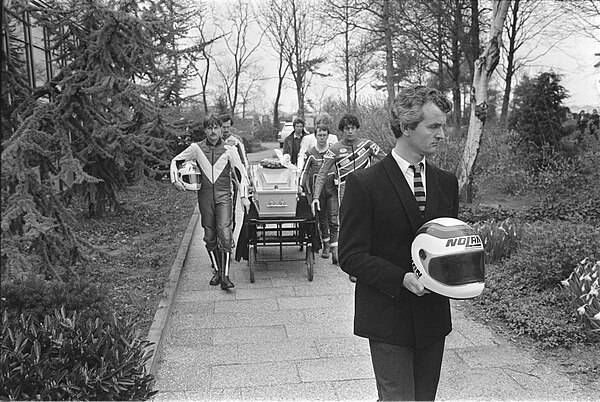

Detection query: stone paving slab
xmin=151 ymin=205 xmax=599 ymax=401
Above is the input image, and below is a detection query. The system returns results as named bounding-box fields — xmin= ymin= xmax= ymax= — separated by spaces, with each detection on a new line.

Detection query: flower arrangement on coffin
xmin=561 ymin=257 xmax=600 ymax=331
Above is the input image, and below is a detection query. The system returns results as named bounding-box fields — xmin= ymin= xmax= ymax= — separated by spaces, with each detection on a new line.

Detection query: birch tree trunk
xmin=456 ymin=0 xmax=510 ymax=197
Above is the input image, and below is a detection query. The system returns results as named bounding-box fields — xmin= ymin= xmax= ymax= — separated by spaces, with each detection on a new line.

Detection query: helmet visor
xmin=182 ymin=174 xmax=201 ymax=184
xmin=428 ymin=251 xmax=485 ymax=285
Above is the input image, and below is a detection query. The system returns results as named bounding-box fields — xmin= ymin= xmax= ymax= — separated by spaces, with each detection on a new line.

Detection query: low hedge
xmin=1 ymin=307 xmax=157 ymax=400
xmin=0 ymin=274 xmax=113 ymax=324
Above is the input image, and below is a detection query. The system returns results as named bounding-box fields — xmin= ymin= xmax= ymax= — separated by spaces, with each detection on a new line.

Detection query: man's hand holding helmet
xmin=403 ymin=273 xmax=430 ymax=297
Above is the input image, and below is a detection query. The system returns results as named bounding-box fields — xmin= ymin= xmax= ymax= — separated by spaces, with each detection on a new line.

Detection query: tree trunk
xmin=437 ymin=11 xmax=445 ymax=92
xmin=457 ymin=0 xmax=510 ymax=198
xmin=383 ymin=0 xmax=395 ymax=111
xmin=500 ymin=0 xmax=520 ymax=128
xmin=451 ymin=0 xmax=462 ymax=127
xmin=273 ymin=85 xmax=282 ymax=128
xmin=273 ymin=60 xmax=287 ymax=128
xmin=467 ymin=0 xmax=480 ymax=83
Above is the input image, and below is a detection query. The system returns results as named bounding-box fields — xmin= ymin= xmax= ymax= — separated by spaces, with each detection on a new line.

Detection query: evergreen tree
xmin=509 ymin=71 xmax=569 ymax=169
xmin=1 ymin=0 xmax=203 ymax=280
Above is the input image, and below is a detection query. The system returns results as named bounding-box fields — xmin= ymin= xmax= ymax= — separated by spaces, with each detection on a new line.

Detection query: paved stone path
xmin=151 ymin=144 xmax=598 ymax=400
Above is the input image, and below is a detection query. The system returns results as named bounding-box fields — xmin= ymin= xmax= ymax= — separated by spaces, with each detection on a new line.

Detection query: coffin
xmin=251 ymin=164 xmax=298 ymax=217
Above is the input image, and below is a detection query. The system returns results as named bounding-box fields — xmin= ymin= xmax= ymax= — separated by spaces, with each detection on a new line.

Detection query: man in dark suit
xmin=339 ymin=85 xmax=457 ymax=401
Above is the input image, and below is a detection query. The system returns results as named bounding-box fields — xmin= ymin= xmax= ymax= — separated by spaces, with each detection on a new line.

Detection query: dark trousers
xmin=369 ymin=338 xmax=445 ymax=401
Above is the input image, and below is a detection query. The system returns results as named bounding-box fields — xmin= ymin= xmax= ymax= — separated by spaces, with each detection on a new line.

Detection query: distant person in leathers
xmin=300 ymin=120 xmax=339 ymax=262
xmin=283 ymin=117 xmax=308 ymax=166
xmin=339 ymin=86 xmax=457 ymax=401
xmin=296 ymin=114 xmax=339 ymax=172
xmin=311 ymin=113 xmax=384 ymax=269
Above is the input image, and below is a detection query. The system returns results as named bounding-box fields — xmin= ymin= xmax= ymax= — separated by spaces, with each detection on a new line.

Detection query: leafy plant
xmin=472 ymin=218 xmax=524 ymax=263
xmin=0 ymin=307 xmax=157 ymax=400
xmin=561 ymin=258 xmax=600 ymax=332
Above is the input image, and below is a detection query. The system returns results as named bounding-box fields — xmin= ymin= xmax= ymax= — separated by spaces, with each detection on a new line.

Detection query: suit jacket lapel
xmin=382 ymin=155 xmax=423 ymax=233
xmin=424 ymin=161 xmax=439 ymax=221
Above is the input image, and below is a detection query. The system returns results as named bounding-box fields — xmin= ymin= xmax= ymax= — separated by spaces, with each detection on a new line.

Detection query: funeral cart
xmin=236 ymin=156 xmax=320 ymax=283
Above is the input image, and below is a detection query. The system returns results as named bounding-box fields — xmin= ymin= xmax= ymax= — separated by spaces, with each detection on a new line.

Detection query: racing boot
xmin=331 ymin=246 xmax=339 ymax=265
xmin=208 ymin=249 xmax=221 ymax=286
xmin=321 ymin=242 xmax=330 ymax=259
xmin=220 ymin=251 xmax=235 ymax=290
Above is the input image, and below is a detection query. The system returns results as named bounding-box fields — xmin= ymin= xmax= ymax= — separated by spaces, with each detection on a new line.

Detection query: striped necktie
xmin=410 ymin=163 xmax=426 ymax=215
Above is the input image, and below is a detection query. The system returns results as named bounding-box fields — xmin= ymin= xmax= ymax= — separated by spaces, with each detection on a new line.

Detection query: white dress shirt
xmin=391 ymin=149 xmax=426 ymax=196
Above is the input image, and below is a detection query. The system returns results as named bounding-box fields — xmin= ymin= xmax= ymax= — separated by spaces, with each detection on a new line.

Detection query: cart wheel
xmin=306 ymin=244 xmax=314 ymax=281
xmin=248 ymin=246 xmax=256 ymax=283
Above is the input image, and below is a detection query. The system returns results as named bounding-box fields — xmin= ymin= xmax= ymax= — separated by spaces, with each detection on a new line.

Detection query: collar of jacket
xmin=206 ymin=138 xmax=223 ymax=147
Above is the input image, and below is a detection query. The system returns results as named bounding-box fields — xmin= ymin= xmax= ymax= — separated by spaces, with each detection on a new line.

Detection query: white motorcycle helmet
xmin=178 ymin=161 xmax=202 ymax=191
xmin=411 ymin=217 xmax=485 ymax=299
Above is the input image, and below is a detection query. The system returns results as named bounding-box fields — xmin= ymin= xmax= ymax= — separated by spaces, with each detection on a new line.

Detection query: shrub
xmin=0 ymin=274 xmax=113 ymax=324
xmin=473 ymin=221 xmax=600 ymax=348
xmin=459 ymin=204 xmax=516 ymax=224
xmin=472 ymin=218 xmax=524 ymax=264
xmin=561 ymin=258 xmax=600 ymax=332
xmin=252 ymin=122 xmax=278 ymax=142
xmin=472 ymin=127 xmax=535 ymax=197
xmin=0 ymin=307 xmax=157 ymax=400
xmin=501 ymin=221 xmax=599 ymax=291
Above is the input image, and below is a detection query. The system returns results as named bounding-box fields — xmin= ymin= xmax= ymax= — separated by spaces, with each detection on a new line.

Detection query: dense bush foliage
xmin=459 ymin=204 xmax=517 ymax=224
xmin=1 ymin=308 xmax=157 ymax=400
xmin=252 ymin=122 xmax=278 ymax=142
xmin=0 ymin=274 xmax=113 ymax=324
xmin=524 ymin=146 xmax=600 ymax=225
xmin=502 ymin=221 xmax=599 ymax=290
xmin=473 ymin=221 xmax=600 ymax=347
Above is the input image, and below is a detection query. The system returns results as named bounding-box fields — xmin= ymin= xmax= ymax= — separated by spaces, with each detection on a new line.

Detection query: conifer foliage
xmin=1 ymin=0 xmax=197 ymax=280
xmin=508 ymin=71 xmax=569 ymax=169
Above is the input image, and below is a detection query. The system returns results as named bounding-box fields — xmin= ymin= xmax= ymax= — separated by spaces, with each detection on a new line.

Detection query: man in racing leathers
xmin=221 ymin=114 xmax=249 ymax=230
xmin=311 ymin=113 xmax=385 ymax=272
xmin=300 ymin=123 xmax=339 ymax=263
xmin=171 ymin=114 xmax=250 ymax=290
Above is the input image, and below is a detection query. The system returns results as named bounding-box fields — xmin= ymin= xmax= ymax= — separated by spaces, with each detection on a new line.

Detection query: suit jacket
xmin=282 ymin=132 xmax=306 ymax=165
xmin=339 ymin=153 xmax=459 ymax=348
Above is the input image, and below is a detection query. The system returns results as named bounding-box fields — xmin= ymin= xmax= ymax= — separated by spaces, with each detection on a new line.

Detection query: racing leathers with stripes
xmin=170 ymin=138 xmax=249 ymax=253
xmin=300 ymin=146 xmax=339 ymax=249
xmin=312 ymin=138 xmax=384 ymax=204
